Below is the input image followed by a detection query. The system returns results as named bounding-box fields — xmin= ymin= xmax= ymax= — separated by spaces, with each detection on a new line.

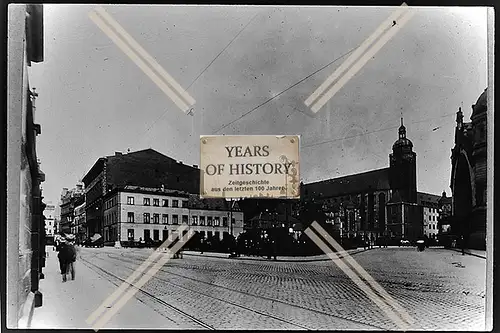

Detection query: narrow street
xmin=33 ymin=246 xmax=486 ymax=330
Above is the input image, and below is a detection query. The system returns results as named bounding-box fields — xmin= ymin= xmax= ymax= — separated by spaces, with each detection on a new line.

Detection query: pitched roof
xmin=302 ymin=168 xmax=391 ymax=198
xmin=105 ymin=149 xmax=199 ymax=194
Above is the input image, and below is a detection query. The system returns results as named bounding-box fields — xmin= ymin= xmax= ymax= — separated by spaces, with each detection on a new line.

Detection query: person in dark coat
xmin=57 ymin=238 xmax=77 ymax=282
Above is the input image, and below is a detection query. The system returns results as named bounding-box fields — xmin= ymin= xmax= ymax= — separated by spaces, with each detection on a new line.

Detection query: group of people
xmin=54 ymin=233 xmax=77 ymax=282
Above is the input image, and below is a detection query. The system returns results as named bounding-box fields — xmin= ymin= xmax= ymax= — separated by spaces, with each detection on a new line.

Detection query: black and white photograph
xmin=5 ymin=3 xmax=494 ymax=331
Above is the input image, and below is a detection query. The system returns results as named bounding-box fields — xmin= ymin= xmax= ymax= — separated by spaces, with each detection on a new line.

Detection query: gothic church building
xmin=301 ymin=119 xmax=425 ymax=242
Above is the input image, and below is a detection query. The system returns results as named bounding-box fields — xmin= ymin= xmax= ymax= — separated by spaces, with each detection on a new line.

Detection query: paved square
xmin=78 ymin=246 xmax=486 ymax=330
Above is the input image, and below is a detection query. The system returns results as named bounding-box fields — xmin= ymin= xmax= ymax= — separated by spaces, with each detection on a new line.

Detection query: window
xmin=162 ymin=214 xmax=168 ymax=224
xmin=153 ymin=199 xmax=159 ymax=206
xmin=162 ymin=230 xmax=168 ymax=241
xmin=153 ymin=213 xmax=160 ymax=224
xmin=172 ymin=215 xmax=179 ymax=225
xmin=231 ymin=218 xmax=235 ymax=225
xmin=127 ymin=196 xmax=134 ymax=205
xmin=429 ymin=215 xmax=431 ymax=221
xmin=207 ymin=217 xmax=213 ymax=226
xmin=182 ymin=200 xmax=189 ymax=208
xmin=172 ymin=200 xmax=179 ymax=208
xmin=191 ymin=216 xmax=198 ymax=225
xmin=223 ymin=217 xmax=228 ymax=227
xmin=144 ymin=198 xmax=150 ymax=206
xmin=199 ymin=216 xmax=205 ymax=226
xmin=144 ymin=229 xmax=151 ymax=240
xmin=214 ymin=217 xmax=220 ymax=226
xmin=153 ymin=229 xmax=160 ymax=241
xmin=144 ymin=213 xmax=150 ymax=223
xmin=182 ymin=215 xmax=188 ymax=224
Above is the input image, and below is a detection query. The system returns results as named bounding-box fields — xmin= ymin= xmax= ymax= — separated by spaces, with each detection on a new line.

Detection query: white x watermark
xmin=89 ymin=6 xmax=195 ymax=113
xmin=305 ymin=221 xmax=415 ymax=330
xmin=87 ymin=225 xmax=194 ymax=331
xmin=305 ymin=4 xmax=415 ymax=113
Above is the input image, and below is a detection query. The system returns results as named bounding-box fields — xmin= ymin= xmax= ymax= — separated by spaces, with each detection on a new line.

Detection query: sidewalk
xmin=183 ymin=247 xmax=372 ymax=262
xmin=29 ymin=246 xmax=172 ymax=329
xmin=447 ymin=247 xmax=487 ymax=259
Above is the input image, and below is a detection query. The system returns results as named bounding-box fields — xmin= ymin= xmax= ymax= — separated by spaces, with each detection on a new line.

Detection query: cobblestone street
xmin=74 ymin=246 xmax=486 ymax=330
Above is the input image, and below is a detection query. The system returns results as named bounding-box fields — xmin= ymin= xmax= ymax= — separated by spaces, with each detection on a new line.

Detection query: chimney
xmin=115 ymin=152 xmax=122 ymax=156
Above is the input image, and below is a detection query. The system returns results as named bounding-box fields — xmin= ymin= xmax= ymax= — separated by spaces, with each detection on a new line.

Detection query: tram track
xmin=101 ymin=251 xmax=387 ymax=330
xmin=79 ymin=254 xmax=216 ymax=330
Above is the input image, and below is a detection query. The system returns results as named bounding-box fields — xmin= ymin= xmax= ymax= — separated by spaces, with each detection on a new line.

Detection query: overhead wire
xmin=302 ymin=112 xmax=457 ymax=149
xmin=137 ymin=10 xmax=262 ymax=147
xmin=213 ymin=47 xmax=357 ymax=134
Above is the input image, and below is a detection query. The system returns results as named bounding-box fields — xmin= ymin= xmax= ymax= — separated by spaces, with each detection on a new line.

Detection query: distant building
xmin=417 ymin=192 xmax=441 ymax=239
xmin=450 ymin=88 xmax=488 ymax=250
xmin=59 ymin=183 xmax=85 ymax=233
xmin=438 ymin=191 xmax=453 ymax=236
xmin=73 ymin=196 xmax=86 ymax=243
xmin=102 ymin=185 xmax=244 ymax=246
xmin=43 ymin=203 xmax=56 ymax=241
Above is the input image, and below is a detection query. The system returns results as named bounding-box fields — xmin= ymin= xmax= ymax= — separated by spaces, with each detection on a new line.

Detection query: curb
xmin=448 ymin=248 xmax=487 ymax=259
xmin=183 ymin=248 xmax=371 ymax=262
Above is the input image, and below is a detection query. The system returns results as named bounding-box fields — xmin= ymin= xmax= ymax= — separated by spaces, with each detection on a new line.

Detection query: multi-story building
xmin=450 ymin=88 xmax=488 ymax=250
xmin=6 ymin=4 xmax=45 ymax=328
xmin=417 ymin=192 xmax=441 ymax=240
xmin=59 ymin=183 xmax=85 ymax=234
xmin=73 ymin=196 xmax=86 ymax=243
xmin=43 ymin=203 xmax=56 ymax=243
xmin=82 ymin=149 xmax=200 ymax=239
xmin=102 ymin=185 xmax=244 ymax=246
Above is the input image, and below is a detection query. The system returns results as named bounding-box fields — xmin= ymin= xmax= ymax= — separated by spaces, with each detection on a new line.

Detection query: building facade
xmin=417 ymin=192 xmax=441 ymax=239
xmin=437 ymin=191 xmax=453 ymax=243
xmin=298 ymin=119 xmax=425 ymax=242
xmin=43 ymin=203 xmax=56 ymax=243
xmin=82 ymin=149 xmax=200 ymax=240
xmin=6 ymin=4 xmax=45 ymax=328
xmin=102 ymin=186 xmax=244 ymax=246
xmin=450 ymin=88 xmax=488 ymax=250
xmin=73 ymin=197 xmax=86 ymax=243
xmin=59 ymin=183 xmax=85 ymax=234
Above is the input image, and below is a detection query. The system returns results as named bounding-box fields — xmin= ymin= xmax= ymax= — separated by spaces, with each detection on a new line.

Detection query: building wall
xmin=7 ymin=4 xmax=44 ymax=327
xmin=43 ymin=205 xmax=55 ymax=237
xmin=423 ymin=207 xmax=439 ymax=238
xmin=102 ymin=190 xmax=244 ymax=243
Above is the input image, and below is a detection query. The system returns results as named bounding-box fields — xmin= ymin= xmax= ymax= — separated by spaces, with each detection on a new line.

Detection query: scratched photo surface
xmin=7 ymin=3 xmax=491 ymax=331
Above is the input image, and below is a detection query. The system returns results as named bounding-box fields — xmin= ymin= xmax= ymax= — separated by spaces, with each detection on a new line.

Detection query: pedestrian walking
xmin=57 ymin=235 xmax=77 ymax=282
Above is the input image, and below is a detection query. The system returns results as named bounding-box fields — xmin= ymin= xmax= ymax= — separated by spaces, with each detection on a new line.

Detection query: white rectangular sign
xmin=200 ymin=135 xmax=300 ymax=199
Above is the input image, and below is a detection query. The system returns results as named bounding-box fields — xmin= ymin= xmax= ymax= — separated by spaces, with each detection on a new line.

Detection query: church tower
xmin=389 ymin=118 xmax=417 ymax=203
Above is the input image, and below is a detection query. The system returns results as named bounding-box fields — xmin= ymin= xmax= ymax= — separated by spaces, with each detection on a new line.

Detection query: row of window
xmin=105 ymin=196 xmax=118 ymax=210
xmin=428 ymin=215 xmax=437 ymax=221
xmin=126 ymin=196 xmax=188 ymax=208
xmin=126 ymin=212 xmax=234 ymax=226
xmin=125 ymin=229 xmax=228 ymax=242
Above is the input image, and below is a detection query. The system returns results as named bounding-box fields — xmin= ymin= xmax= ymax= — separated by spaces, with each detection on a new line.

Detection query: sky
xmin=26 ymin=5 xmax=489 ymax=205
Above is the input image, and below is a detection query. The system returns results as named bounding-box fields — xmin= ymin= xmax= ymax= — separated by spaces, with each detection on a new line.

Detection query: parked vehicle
xmin=417 ymin=240 xmax=425 ymax=251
